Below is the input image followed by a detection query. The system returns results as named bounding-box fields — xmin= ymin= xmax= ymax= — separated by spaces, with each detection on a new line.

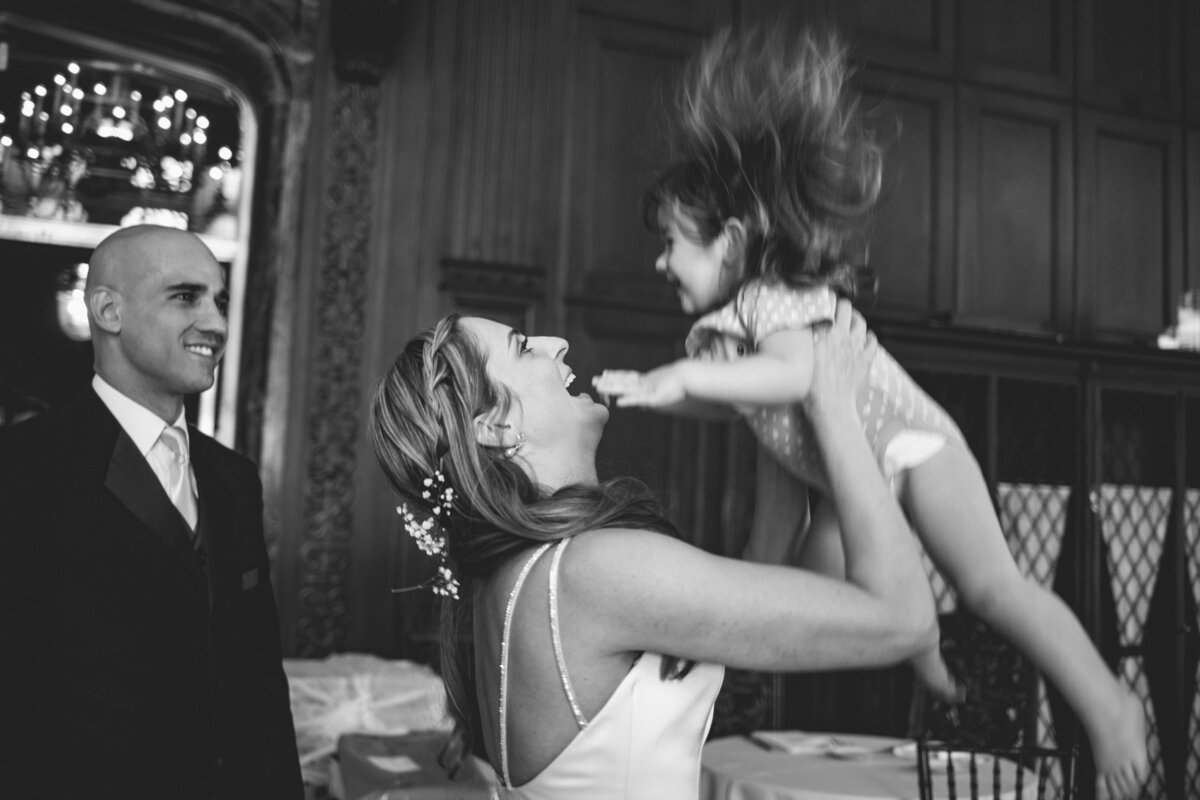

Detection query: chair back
xmin=909 ymin=610 xmax=1038 ymax=748
xmin=916 ymin=739 xmax=1079 ymax=800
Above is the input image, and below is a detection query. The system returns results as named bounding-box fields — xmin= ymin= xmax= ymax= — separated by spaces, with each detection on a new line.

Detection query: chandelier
xmin=0 ymin=30 xmax=242 ymax=237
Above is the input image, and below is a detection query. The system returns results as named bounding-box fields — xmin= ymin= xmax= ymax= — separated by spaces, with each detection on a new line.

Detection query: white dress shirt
xmin=92 ymin=374 xmax=195 ymax=505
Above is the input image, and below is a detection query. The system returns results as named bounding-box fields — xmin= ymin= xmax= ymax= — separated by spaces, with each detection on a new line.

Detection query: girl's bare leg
xmin=900 ymin=447 xmax=1148 ymax=800
xmin=745 ymin=444 xmax=959 ymax=700
xmin=797 ymin=495 xmax=960 ymax=702
xmin=743 ymin=445 xmax=810 ymax=564
xmin=793 ymin=491 xmax=845 ymax=576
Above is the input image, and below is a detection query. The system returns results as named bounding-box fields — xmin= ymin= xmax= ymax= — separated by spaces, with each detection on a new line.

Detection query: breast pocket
xmin=241 ymin=566 xmax=260 ymax=591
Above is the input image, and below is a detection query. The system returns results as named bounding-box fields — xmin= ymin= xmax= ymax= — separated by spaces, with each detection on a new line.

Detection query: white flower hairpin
xmin=394 ymin=470 xmax=460 ymax=599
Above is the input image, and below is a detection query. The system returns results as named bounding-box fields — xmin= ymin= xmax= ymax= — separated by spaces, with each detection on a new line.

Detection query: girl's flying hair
xmin=647 ymin=24 xmax=881 ymax=301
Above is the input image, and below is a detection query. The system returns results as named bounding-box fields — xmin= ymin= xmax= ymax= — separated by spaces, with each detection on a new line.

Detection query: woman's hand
xmin=802 ymin=299 xmax=877 ymax=421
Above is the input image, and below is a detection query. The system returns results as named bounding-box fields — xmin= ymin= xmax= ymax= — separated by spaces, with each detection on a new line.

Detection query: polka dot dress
xmin=685 ymin=281 xmax=966 ymax=494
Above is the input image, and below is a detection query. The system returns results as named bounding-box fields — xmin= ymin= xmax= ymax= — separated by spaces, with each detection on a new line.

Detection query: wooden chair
xmin=916 ymin=739 xmax=1079 ymax=800
xmin=909 ymin=609 xmax=1039 ymax=749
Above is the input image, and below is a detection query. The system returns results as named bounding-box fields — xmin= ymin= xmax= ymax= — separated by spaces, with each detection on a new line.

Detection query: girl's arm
xmin=686 ymin=328 xmax=816 ymax=405
xmin=573 ymin=303 xmax=937 ymax=671
xmin=593 ymin=328 xmax=816 ymax=409
xmin=592 ymin=370 xmax=738 ymax=419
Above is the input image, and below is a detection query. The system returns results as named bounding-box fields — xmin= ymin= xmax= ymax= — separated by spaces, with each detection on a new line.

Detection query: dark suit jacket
xmin=0 ymin=388 xmax=303 ymax=800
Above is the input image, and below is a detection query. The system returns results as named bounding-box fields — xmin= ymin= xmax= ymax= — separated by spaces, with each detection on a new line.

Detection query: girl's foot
xmin=910 ymin=646 xmax=963 ymax=703
xmin=1090 ymin=685 xmax=1148 ymax=800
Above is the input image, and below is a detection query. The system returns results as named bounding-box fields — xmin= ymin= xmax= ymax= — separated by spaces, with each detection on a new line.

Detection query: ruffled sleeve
xmin=685 ymin=282 xmax=837 ymax=357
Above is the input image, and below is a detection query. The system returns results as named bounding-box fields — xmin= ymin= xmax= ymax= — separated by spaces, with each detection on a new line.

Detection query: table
xmin=701 ymin=734 xmax=1033 ymax=800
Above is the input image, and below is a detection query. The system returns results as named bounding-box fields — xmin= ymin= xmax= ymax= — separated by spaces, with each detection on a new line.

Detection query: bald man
xmin=0 ymin=226 xmax=302 ymax=799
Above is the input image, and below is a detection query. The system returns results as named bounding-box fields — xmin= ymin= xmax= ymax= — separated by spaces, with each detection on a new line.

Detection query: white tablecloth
xmin=702 ymin=734 xmax=1031 ymax=800
xmin=284 ymin=653 xmax=454 ymax=794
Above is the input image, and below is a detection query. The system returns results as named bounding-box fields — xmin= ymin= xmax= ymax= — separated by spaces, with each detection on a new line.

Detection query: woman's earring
xmin=503 ymin=432 xmax=527 ymax=459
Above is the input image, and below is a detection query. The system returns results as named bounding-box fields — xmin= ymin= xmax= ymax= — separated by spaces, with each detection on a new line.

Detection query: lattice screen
xmin=1100 ymin=484 xmax=1170 ymax=800
xmin=1184 ymin=490 xmax=1200 ymax=800
xmin=873 ymin=368 xmax=1198 ymax=800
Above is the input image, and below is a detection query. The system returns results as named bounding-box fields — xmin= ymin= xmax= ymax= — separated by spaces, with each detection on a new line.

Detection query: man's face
xmin=115 ymin=237 xmax=229 ymax=414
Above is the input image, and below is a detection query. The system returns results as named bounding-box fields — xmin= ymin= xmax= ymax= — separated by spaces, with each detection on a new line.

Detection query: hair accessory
xmin=503 ymin=432 xmax=527 ymax=459
xmin=394 ymin=470 xmax=460 ymax=599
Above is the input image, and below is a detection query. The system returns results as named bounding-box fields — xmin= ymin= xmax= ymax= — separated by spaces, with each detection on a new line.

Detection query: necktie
xmin=157 ymin=425 xmax=198 ymax=530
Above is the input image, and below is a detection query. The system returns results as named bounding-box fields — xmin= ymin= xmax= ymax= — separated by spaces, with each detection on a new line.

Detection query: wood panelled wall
xmin=38 ymin=0 xmax=1195 ymax=722
xmin=817 ymin=0 xmax=1196 ymax=341
xmin=282 ymin=0 xmax=1200 ymax=665
xmin=343 ymin=0 xmax=744 ymax=659
xmin=7 ymin=0 xmax=1198 ymax=776
xmin=20 ymin=0 xmax=1194 ymax=692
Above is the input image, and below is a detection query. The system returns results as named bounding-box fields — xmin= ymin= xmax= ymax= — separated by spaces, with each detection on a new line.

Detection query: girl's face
xmin=654 ymin=205 xmax=730 ymax=314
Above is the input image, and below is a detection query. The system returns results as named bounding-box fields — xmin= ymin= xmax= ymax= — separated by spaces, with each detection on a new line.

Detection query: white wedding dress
xmin=491 ymin=539 xmax=725 ymax=800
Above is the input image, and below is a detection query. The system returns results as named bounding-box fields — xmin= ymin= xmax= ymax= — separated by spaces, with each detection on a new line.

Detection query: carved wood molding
xmin=441 ymin=257 xmax=546 ymax=297
xmin=571 ymin=294 xmax=691 ymax=343
xmin=295 ymin=78 xmax=380 ymax=656
xmin=331 ymin=0 xmax=403 ymax=83
xmin=440 ymin=258 xmax=546 ymax=331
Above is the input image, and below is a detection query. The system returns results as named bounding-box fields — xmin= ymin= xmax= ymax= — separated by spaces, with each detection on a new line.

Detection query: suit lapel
xmin=189 ymin=433 xmax=232 ymax=607
xmin=105 ymin=431 xmax=207 ymax=584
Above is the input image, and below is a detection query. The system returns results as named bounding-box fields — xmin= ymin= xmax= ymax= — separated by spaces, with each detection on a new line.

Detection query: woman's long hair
xmin=645 ymin=24 xmax=881 ymax=303
xmin=369 ymin=314 xmax=688 ymax=760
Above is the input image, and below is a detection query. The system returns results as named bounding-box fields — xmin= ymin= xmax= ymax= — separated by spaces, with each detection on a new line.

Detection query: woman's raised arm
xmin=568 ymin=300 xmax=938 ymax=672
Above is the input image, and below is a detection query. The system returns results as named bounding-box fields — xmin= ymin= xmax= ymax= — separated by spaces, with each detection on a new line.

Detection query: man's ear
xmin=88 ymin=287 xmax=122 ymax=334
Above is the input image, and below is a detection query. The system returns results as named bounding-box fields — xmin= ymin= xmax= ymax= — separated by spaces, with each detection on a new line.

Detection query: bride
xmin=368 ymin=299 xmax=939 ymax=798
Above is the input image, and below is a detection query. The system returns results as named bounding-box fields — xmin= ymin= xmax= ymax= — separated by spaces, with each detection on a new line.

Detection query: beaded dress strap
xmin=548 ymin=538 xmax=588 ymax=729
xmin=498 ymin=541 xmax=554 ymax=789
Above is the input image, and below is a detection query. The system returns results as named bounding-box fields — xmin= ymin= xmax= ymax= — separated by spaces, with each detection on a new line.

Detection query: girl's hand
xmin=803 ymin=299 xmax=876 ymax=420
xmin=591 ymin=370 xmax=642 ymax=405
xmin=910 ymin=643 xmax=966 ymax=704
xmin=593 ymin=363 xmax=688 ymax=407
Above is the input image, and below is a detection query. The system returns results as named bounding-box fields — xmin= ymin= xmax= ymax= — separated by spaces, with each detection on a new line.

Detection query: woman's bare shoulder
xmin=565 ymin=527 xmax=696 ymax=566
xmin=558 ymin=528 xmax=735 ymax=612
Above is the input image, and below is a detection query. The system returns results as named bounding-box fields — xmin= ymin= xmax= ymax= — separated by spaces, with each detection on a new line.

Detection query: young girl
xmin=593 ymin=26 xmax=1147 ymax=800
